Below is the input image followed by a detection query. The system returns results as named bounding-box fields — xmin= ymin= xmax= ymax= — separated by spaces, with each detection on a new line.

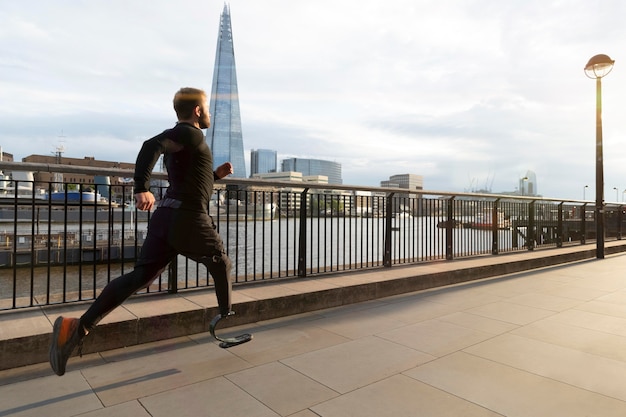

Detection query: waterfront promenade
xmin=3 ymin=242 xmax=626 ymax=416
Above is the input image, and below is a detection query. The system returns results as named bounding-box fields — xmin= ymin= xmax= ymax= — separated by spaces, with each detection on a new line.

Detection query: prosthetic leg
xmin=207 ymin=254 xmax=253 ymax=348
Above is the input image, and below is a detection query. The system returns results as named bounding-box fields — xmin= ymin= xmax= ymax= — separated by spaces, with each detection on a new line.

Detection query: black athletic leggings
xmin=80 ymin=207 xmax=232 ymax=330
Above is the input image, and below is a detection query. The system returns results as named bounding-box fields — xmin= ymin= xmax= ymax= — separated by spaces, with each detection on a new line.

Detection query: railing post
xmin=297 ymin=188 xmax=309 ymax=277
xmin=446 ymin=197 xmax=454 ymax=260
xmin=527 ymin=201 xmax=535 ymax=251
xmin=581 ymin=203 xmax=587 ymax=244
xmin=383 ymin=193 xmax=394 ymax=267
xmin=168 ymin=256 xmax=178 ymax=294
xmin=618 ymin=205 xmax=623 ymax=240
xmin=557 ymin=202 xmax=564 ymax=248
xmin=492 ymin=199 xmax=500 ymax=255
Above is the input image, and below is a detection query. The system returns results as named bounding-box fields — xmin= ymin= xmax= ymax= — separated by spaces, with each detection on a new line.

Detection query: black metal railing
xmin=0 ymin=161 xmax=623 ymax=310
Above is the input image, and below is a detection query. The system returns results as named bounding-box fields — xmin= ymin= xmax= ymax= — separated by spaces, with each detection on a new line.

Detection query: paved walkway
xmin=4 ymin=249 xmax=626 ymax=416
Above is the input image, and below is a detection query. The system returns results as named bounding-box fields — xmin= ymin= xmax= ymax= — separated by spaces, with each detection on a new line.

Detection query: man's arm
xmin=133 ymin=135 xmax=167 ymax=193
xmin=133 ymin=135 xmax=169 ymax=211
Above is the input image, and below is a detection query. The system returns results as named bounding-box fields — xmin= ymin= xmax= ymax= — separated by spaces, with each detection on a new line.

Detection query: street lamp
xmin=583 ymin=185 xmax=589 ymax=200
xmin=585 ymin=53 xmax=615 ymax=259
xmin=614 ymin=187 xmax=619 ymax=202
xmin=520 ymin=176 xmax=528 ymax=196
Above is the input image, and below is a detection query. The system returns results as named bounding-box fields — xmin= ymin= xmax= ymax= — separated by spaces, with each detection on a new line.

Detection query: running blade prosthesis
xmin=209 ymin=312 xmax=253 ymax=348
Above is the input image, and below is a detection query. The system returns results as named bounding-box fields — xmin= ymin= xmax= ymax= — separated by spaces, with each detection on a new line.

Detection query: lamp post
xmin=583 ymin=185 xmax=589 ymax=200
xmin=585 ymin=53 xmax=614 ymax=259
xmin=520 ymin=176 xmax=528 ymax=196
xmin=614 ymin=187 xmax=619 ymax=202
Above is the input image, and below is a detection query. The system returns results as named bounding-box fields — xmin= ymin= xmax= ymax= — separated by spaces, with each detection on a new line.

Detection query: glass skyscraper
xmin=250 ymin=149 xmax=278 ymax=176
xmin=281 ymin=158 xmax=343 ymax=185
xmin=206 ymin=4 xmax=246 ymax=178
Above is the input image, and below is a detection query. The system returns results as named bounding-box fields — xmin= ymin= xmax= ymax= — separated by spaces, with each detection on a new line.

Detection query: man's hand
xmin=215 ymin=162 xmax=234 ymax=179
xmin=135 ymin=191 xmax=156 ymax=211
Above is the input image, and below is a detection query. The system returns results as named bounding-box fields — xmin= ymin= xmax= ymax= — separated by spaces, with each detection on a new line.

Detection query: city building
xmin=21 ymin=154 xmax=135 ymax=198
xmin=250 ymin=149 xmax=277 ymax=176
xmin=380 ymin=174 xmax=423 ymax=191
xmin=0 ymin=148 xmax=14 ymax=162
xmin=381 ymin=173 xmax=424 ymax=215
xmin=281 ymin=158 xmax=342 ymax=185
xmin=250 ymin=171 xmax=354 ymax=215
xmin=206 ymin=4 xmax=246 ymax=179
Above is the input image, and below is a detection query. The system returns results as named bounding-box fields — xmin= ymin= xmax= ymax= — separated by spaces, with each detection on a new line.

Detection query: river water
xmin=1 ymin=216 xmax=518 ymax=308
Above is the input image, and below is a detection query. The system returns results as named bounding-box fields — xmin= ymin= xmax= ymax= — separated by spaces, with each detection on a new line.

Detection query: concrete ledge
xmin=2 ymin=242 xmax=626 ymax=371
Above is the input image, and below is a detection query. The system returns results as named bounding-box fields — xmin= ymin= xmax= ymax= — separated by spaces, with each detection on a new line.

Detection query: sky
xmin=1 ymin=0 xmax=626 ymax=201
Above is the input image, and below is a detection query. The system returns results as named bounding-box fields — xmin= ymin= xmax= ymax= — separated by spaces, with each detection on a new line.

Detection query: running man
xmin=50 ymin=87 xmax=239 ymax=376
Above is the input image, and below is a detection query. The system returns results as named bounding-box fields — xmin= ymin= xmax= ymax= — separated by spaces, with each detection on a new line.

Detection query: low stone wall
xmin=2 ymin=243 xmax=625 ymax=371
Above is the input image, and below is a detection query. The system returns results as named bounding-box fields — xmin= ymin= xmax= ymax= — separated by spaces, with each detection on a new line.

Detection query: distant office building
xmin=22 ymin=154 xmax=135 ymax=196
xmin=381 ymin=173 xmax=424 ymax=215
xmin=250 ymin=149 xmax=277 ymax=176
xmin=380 ymin=174 xmax=423 ymax=191
xmin=519 ymin=170 xmax=537 ymax=196
xmin=0 ymin=147 xmax=14 ymax=162
xmin=281 ymin=158 xmax=342 ymax=184
xmin=206 ymin=4 xmax=246 ymax=178
xmin=252 ymin=171 xmax=328 ymax=185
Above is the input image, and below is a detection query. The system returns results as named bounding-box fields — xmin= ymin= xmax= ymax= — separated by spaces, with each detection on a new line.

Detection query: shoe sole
xmin=49 ymin=316 xmax=67 ymax=376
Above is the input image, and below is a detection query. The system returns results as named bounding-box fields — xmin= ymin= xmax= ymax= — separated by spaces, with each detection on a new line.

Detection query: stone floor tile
xmin=378 ymin=319 xmax=495 ymax=357
xmin=139 ymin=376 xmax=279 ymax=417
xmin=366 ymin=297 xmax=460 ymax=325
xmin=204 ymin=321 xmax=349 ymax=366
xmin=311 ymin=374 xmax=502 ymax=417
xmin=465 ymin=300 xmax=555 ymax=325
xmin=280 ymin=277 xmax=342 ymax=293
xmin=285 ymin=410 xmax=320 ymax=417
xmin=82 ymin=342 xmax=251 ymax=406
xmin=281 ymin=336 xmax=434 ymax=394
xmin=406 ymin=352 xmax=626 ymax=417
xmin=182 ymin=287 xmax=255 ymax=308
xmin=464 ymin=333 xmax=626 ymax=401
xmin=43 ymin=302 xmax=136 ymax=327
xmin=98 ymin=335 xmax=197 ymax=363
xmin=437 ymin=311 xmax=518 ymax=334
xmin=418 ymin=286 xmax=505 ymax=309
xmin=541 ymin=283 xmax=609 ymax=301
xmin=505 ymin=291 xmax=582 ymax=312
xmin=595 ymin=289 xmax=626 ymax=304
xmin=227 ymin=361 xmax=338 ymax=416
xmin=550 ymin=308 xmax=626 ymax=337
xmin=511 ymin=319 xmax=626 ymax=363
xmin=236 ymin=283 xmax=299 ymax=300
xmin=0 ymin=309 xmax=51 ymax=340
xmin=0 ymin=371 xmax=102 ymax=417
xmin=570 ymin=274 xmax=626 ymax=292
xmin=310 ymin=308 xmax=405 ymax=339
xmin=77 ymin=400 xmax=152 ymax=417
xmin=123 ymin=294 xmax=200 ymax=317
xmin=575 ymin=299 xmax=626 ymax=319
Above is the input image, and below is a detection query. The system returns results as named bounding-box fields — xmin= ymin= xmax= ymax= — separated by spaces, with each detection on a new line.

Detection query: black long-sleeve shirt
xmin=133 ymin=122 xmax=215 ymax=212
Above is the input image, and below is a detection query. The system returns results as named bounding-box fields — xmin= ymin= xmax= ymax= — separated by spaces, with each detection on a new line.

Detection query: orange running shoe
xmin=49 ymin=316 xmax=84 ymax=376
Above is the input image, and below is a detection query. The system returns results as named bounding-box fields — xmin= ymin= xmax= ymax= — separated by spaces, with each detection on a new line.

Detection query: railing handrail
xmin=0 ymin=160 xmax=602 ymax=204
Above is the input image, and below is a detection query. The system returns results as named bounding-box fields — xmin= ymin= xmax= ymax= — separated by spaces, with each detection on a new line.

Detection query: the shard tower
xmin=206 ymin=4 xmax=246 ymax=178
